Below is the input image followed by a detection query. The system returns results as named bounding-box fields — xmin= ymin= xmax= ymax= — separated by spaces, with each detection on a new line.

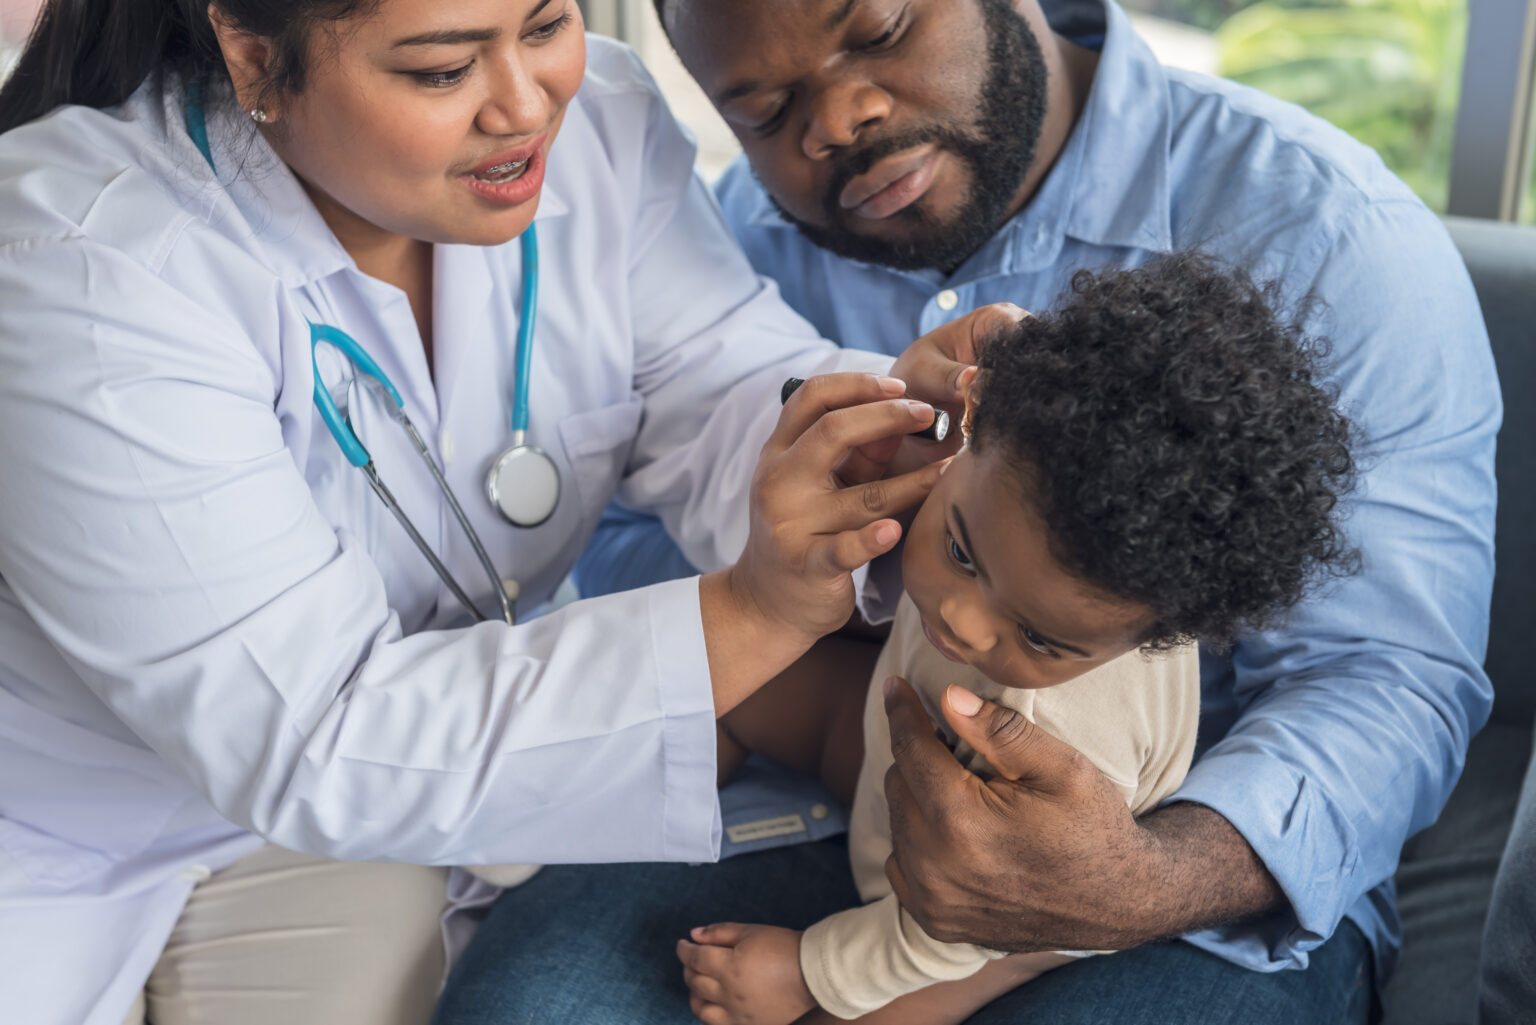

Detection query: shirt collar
xmin=1055 ymin=0 xmax=1172 ymax=253
xmin=740 ymin=0 xmax=1173 ymax=269
xmin=168 ymin=81 xmax=570 ymax=291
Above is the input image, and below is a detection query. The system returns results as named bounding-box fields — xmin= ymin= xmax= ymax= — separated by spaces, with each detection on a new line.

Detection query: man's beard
xmin=768 ymin=0 xmax=1048 ymax=273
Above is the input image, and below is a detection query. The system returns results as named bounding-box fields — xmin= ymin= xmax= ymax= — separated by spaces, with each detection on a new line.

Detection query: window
xmin=627 ymin=1 xmax=741 ymax=181
xmin=1125 ymin=0 xmax=1469 ymax=212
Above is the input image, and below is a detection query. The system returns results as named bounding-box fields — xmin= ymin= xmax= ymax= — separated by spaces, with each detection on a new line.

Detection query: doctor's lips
xmin=837 ymin=145 xmax=942 ymax=221
xmin=460 ymin=136 xmax=547 ymax=207
xmin=780 ymin=377 xmax=950 ymax=442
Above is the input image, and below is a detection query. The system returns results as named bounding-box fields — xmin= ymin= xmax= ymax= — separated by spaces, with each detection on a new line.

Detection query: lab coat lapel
xmin=433 ymin=183 xmax=570 ymax=419
xmin=431 ymin=243 xmax=494 ymax=417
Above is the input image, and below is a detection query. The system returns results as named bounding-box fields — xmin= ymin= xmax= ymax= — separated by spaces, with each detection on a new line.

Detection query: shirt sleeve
xmin=1172 ymin=200 xmax=1501 ymax=970
xmin=0 ymin=236 xmax=723 ymax=869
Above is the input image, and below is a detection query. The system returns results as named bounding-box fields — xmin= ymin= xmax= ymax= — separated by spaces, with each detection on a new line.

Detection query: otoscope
xmin=780 ymin=377 xmax=950 ymax=443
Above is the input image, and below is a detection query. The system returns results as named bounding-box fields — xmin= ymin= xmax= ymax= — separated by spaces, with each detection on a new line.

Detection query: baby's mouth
xmin=921 ymin=618 xmax=967 ymax=664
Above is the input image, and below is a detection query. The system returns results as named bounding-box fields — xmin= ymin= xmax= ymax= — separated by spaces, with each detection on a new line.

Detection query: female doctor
xmin=0 ymin=1 xmax=993 ymax=1022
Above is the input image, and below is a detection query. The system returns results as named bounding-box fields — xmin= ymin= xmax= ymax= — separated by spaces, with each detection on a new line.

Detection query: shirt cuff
xmin=717 ymin=755 xmax=848 ymax=859
xmin=1171 ymin=748 xmax=1360 ymax=971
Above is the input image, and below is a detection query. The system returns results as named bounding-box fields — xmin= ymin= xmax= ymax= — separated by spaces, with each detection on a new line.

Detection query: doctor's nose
xmin=801 ymin=81 xmax=891 ymax=161
xmin=939 ymin=596 xmax=998 ymax=656
xmin=476 ymin=60 xmax=549 ymax=137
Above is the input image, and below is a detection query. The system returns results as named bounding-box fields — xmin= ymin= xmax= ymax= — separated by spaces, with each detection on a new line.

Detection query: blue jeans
xmin=1478 ymin=733 xmax=1536 ymax=1025
xmin=433 ymin=838 xmax=1374 ymax=1025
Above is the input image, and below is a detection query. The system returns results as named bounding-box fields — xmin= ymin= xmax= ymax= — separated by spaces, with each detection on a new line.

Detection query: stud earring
xmin=249 ymin=108 xmax=268 ymax=124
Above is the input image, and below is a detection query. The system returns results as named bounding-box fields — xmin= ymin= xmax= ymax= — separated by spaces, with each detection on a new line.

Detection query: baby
xmin=678 ymin=253 xmax=1360 ymax=1025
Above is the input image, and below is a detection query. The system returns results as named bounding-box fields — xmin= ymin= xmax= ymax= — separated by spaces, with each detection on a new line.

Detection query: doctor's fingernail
xmin=884 ymin=675 xmax=899 ymax=697
xmin=876 ymin=375 xmax=906 ymax=395
xmin=994 ymin=302 xmax=1029 ymax=321
xmin=904 ymin=400 xmax=933 ymax=421
xmin=948 ymin=685 xmax=983 ymax=717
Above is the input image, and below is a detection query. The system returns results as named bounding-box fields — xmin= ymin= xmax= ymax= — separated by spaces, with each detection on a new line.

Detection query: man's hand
xmin=677 ymin=923 xmax=816 ymax=1025
xmin=881 ymin=677 xmax=1284 ymax=952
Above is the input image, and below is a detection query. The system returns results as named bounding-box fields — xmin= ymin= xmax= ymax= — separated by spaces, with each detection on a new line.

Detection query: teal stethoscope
xmin=186 ymin=87 xmax=559 ymax=626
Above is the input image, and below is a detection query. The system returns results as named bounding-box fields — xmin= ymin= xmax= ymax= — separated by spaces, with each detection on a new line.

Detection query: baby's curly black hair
xmin=968 ymin=252 xmax=1359 ymax=650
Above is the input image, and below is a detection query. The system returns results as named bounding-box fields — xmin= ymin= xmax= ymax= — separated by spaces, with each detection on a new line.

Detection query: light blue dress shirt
xmin=573 ymin=0 xmax=1501 ymax=982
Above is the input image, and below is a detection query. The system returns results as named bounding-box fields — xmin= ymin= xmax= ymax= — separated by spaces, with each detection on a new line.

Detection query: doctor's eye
xmin=527 ymin=10 xmax=575 ymax=41
xmin=412 ymin=62 xmax=474 ymax=88
xmin=945 ymin=531 xmax=975 ymax=573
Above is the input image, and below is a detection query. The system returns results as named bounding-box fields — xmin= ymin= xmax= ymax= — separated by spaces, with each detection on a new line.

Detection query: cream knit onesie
xmin=799 ymin=594 xmax=1201 ymax=1019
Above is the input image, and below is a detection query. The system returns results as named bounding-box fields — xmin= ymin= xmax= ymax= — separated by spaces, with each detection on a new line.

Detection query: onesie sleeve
xmin=800 ymin=895 xmax=1005 ymax=1020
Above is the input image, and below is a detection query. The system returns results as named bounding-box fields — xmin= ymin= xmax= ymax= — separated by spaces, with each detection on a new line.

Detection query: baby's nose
xmin=940 ymin=598 xmax=998 ymax=654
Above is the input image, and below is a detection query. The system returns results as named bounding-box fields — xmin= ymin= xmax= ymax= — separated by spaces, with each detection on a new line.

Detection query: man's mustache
xmin=821 ymin=127 xmax=957 ymax=218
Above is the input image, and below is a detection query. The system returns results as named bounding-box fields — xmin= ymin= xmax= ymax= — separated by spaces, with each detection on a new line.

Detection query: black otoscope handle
xmin=779 ymin=377 xmax=950 ymax=442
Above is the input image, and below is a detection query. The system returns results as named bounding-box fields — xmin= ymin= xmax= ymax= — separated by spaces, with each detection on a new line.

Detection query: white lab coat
xmin=0 ymin=38 xmax=888 ymax=1025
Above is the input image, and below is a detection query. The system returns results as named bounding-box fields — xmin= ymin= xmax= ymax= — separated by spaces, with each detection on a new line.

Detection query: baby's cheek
xmin=900 ymin=512 xmax=942 ymax=597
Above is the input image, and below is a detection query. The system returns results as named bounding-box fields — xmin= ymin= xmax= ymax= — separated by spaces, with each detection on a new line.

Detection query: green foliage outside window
xmin=1130 ymin=0 xmax=1473 ymax=213
xmin=1215 ymin=0 xmax=1467 ymax=211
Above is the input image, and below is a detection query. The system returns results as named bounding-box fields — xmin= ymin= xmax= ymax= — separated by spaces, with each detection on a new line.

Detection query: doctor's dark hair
xmin=968 ymin=253 xmax=1360 ymax=651
xmin=0 ymin=0 xmax=378 ymax=136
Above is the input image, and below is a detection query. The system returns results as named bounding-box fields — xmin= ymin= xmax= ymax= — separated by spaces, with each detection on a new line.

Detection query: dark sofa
xmin=1378 ymin=216 xmax=1535 ymax=1025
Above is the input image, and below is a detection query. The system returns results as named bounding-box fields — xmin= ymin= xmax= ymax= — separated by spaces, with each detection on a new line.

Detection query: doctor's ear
xmin=207 ymin=5 xmax=284 ymax=125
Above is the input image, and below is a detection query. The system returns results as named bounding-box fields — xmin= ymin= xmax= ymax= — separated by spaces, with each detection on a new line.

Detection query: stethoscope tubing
xmin=512 ymin=226 xmax=538 ymax=438
xmin=312 ymin=322 xmax=518 ymax=626
xmin=184 ymin=86 xmax=527 ymax=626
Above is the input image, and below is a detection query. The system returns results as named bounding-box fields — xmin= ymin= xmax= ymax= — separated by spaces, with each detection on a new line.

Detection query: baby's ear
xmin=960 ymin=366 xmax=981 ymax=440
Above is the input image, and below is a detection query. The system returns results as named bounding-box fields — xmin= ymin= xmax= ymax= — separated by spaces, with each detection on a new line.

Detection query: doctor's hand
xmin=840 ymin=303 xmax=1030 ymax=486
xmin=880 ymin=677 xmax=1284 ymax=954
xmin=700 ymin=373 xmax=947 ymax=717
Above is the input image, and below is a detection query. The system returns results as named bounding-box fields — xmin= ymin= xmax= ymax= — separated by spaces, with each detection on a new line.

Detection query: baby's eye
xmin=1020 ymin=626 xmax=1059 ymax=658
xmin=946 ymin=531 xmax=975 ymax=572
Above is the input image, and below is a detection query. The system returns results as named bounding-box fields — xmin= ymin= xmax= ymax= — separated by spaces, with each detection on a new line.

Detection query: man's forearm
xmin=1131 ymin=802 xmax=1285 ymax=942
xmin=883 ymin=680 xmax=1291 ymax=955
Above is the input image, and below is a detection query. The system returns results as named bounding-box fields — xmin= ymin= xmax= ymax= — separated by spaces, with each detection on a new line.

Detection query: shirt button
xmin=178 ymin=864 xmax=212 ymax=884
xmin=935 ymin=289 xmax=959 ymax=311
xmin=810 ymin=803 xmax=830 ymax=820
xmin=439 ymin=429 xmax=455 ymax=467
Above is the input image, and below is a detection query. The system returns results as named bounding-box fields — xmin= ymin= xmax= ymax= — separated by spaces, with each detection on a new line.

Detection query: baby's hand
xmin=676 ymin=922 xmax=816 ymax=1025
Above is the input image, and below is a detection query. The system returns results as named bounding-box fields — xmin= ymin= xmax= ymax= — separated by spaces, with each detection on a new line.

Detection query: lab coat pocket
xmin=556 ymin=395 xmax=644 ymax=544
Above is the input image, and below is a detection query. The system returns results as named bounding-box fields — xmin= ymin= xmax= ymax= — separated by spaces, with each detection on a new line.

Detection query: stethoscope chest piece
xmin=487 ymin=444 xmax=560 ymax=528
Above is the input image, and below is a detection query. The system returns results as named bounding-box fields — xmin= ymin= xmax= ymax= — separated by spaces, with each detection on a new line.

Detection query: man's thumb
xmin=941 ymin=684 xmax=1069 ymax=787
